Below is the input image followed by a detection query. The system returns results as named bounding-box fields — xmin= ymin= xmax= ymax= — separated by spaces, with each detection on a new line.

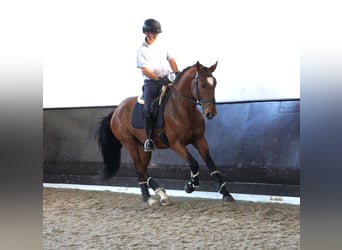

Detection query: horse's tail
xmin=96 ymin=111 xmax=122 ymax=180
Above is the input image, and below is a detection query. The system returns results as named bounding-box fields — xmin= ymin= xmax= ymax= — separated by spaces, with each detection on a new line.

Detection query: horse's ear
xmin=195 ymin=61 xmax=201 ymax=71
xmin=209 ymin=61 xmax=218 ymax=72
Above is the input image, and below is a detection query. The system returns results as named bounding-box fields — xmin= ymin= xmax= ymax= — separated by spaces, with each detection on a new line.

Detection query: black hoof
xmin=184 ymin=182 xmax=195 ymax=193
xmin=223 ymin=194 xmax=235 ymax=202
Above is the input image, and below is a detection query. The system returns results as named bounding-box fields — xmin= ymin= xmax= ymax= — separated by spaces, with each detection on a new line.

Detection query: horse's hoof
xmin=223 ymin=194 xmax=235 ymax=202
xmin=147 ymin=197 xmax=160 ymax=207
xmin=184 ymin=182 xmax=195 ymax=193
xmin=156 ymin=189 xmax=170 ymax=205
xmin=160 ymin=198 xmax=172 ymax=206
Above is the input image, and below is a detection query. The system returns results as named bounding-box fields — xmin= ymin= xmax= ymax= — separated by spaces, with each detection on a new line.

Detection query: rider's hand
xmin=158 ymin=76 xmax=170 ymax=85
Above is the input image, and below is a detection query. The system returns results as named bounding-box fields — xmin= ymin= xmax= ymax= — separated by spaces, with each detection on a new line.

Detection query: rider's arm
xmin=140 ymin=67 xmax=159 ymax=81
xmin=168 ymin=58 xmax=178 ymax=73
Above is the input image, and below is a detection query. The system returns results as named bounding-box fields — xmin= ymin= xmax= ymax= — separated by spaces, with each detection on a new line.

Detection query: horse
xmin=96 ymin=61 xmax=235 ymax=206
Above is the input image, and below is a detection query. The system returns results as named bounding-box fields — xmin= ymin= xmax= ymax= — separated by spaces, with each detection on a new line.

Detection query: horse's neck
xmin=167 ymin=69 xmax=197 ymax=113
xmin=174 ymin=68 xmax=195 ymax=97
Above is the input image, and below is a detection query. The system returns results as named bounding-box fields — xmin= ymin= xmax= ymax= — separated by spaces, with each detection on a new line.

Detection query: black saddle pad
xmin=132 ymin=102 xmax=165 ymax=129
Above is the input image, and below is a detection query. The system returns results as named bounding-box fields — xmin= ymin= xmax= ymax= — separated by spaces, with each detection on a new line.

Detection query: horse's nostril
xmin=206 ymin=112 xmax=213 ymax=119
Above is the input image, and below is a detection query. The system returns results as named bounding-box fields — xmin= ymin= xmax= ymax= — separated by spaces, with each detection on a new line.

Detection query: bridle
xmin=193 ymin=72 xmax=216 ymax=106
xmin=168 ymin=71 xmax=216 ymax=107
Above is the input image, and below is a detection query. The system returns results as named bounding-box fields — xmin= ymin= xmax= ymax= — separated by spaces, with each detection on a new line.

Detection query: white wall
xmin=43 ymin=0 xmax=299 ymax=108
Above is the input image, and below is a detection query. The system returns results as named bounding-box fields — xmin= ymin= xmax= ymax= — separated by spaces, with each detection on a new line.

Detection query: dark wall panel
xmin=43 ymin=100 xmax=300 ymax=196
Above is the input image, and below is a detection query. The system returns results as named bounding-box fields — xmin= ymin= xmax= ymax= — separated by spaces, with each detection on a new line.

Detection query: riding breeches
xmin=143 ymin=79 xmax=161 ymax=115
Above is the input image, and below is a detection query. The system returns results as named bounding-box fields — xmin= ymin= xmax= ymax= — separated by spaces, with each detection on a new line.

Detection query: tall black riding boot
xmin=144 ymin=113 xmax=155 ymax=152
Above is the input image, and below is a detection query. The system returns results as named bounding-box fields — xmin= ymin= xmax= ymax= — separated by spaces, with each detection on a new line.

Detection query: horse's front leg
xmin=193 ymin=139 xmax=235 ymax=202
xmin=208 ymin=162 xmax=235 ymax=202
xmin=171 ymin=143 xmax=200 ymax=194
xmin=184 ymin=153 xmax=200 ymax=193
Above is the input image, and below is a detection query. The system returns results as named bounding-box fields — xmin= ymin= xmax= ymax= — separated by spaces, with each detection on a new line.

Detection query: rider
xmin=136 ymin=18 xmax=179 ymax=152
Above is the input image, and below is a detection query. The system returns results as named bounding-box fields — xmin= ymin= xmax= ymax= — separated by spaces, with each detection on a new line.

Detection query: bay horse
xmin=96 ymin=61 xmax=235 ymax=206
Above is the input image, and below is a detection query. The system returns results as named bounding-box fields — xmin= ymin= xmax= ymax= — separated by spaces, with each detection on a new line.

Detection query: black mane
xmin=175 ymin=64 xmax=195 ymax=83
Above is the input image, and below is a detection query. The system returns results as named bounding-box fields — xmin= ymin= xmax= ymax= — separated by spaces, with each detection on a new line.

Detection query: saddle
xmin=132 ymin=84 xmax=171 ymax=129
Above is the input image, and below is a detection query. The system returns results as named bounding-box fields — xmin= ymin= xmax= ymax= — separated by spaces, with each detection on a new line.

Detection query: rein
xmin=168 ymin=72 xmax=216 ymax=106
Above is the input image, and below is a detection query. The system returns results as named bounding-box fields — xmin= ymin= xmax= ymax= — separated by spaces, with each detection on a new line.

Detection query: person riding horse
xmin=136 ymin=18 xmax=179 ymax=152
xmin=97 ymin=60 xmax=236 ymax=205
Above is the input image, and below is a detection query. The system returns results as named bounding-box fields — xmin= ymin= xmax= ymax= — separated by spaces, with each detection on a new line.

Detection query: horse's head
xmin=193 ymin=61 xmax=218 ymax=119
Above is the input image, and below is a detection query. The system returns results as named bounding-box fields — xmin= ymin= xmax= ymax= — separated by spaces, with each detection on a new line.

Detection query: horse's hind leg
xmin=146 ymin=177 xmax=170 ymax=205
xmin=137 ymin=147 xmax=171 ymax=206
xmin=125 ymin=142 xmax=170 ymax=206
xmin=121 ymin=142 xmax=152 ymax=205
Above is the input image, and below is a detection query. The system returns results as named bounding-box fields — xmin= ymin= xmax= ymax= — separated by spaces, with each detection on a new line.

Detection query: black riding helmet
xmin=142 ymin=19 xmax=162 ymax=34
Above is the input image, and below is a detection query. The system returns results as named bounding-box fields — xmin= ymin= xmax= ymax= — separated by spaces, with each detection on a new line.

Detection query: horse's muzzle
xmin=205 ymin=112 xmax=214 ymax=119
xmin=201 ymin=101 xmax=217 ymax=119
xmin=204 ymin=108 xmax=217 ymax=120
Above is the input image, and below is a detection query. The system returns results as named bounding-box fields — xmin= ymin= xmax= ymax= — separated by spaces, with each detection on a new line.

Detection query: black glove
xmin=158 ymin=76 xmax=170 ymax=85
xmin=175 ymin=71 xmax=181 ymax=78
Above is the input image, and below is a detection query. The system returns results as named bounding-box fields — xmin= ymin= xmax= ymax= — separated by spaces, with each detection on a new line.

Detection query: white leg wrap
xmin=191 ymin=171 xmax=200 ymax=188
xmin=210 ymin=170 xmax=220 ymax=176
xmin=218 ymin=182 xmax=226 ymax=193
xmin=146 ymin=177 xmax=152 ymax=185
xmin=156 ymin=189 xmax=168 ymax=200
xmin=147 ymin=197 xmax=159 ymax=207
xmin=156 ymin=189 xmax=171 ymax=205
xmin=191 ymin=171 xmax=199 ymax=178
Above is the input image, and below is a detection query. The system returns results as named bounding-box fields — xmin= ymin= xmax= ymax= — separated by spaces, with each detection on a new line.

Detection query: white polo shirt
xmin=136 ymin=38 xmax=172 ymax=80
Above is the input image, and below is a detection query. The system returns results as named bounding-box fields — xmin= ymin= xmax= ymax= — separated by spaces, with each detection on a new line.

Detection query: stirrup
xmin=144 ymin=139 xmax=155 ymax=152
